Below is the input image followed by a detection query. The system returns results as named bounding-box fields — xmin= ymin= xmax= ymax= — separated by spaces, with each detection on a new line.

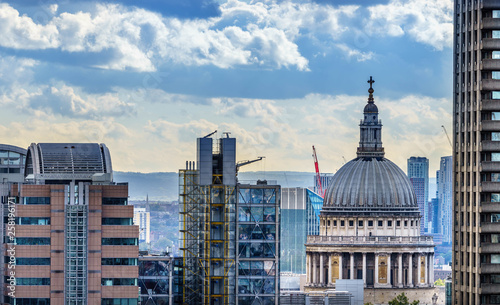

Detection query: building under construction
xmin=179 ymin=133 xmax=280 ymax=305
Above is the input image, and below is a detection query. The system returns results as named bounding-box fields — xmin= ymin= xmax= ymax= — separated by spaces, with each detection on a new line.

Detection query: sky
xmin=0 ymin=0 xmax=453 ymax=175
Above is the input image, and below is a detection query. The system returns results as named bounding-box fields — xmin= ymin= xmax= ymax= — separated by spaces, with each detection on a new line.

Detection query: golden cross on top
xmin=367 ymin=76 xmax=375 ymax=89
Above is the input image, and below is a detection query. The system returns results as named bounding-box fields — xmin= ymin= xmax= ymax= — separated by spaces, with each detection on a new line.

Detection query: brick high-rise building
xmin=3 ymin=143 xmax=139 ymax=305
xmin=453 ymin=1 xmax=500 ymax=303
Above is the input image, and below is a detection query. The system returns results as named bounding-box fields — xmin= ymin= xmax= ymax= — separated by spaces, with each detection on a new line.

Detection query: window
xmin=492 ymin=214 xmax=500 ymax=223
xmin=388 ymin=220 xmax=392 ymax=227
xmin=333 ymin=220 xmax=337 ymax=226
xmin=493 ymin=91 xmax=500 ymax=99
xmin=397 ymin=220 xmax=401 ymax=227
xmin=493 ymin=254 xmax=500 ymax=264
xmin=349 ymin=220 xmax=354 ymax=227
xmin=492 ymin=275 xmax=500 ymax=283
xmin=358 ymin=220 xmax=363 ymax=227
xmin=102 ymin=238 xmax=138 ymax=246
xmin=493 ymin=132 xmax=500 ymax=141
xmin=327 ymin=220 xmax=330 ymax=226
xmin=11 ymin=278 xmax=50 ymax=285
xmin=378 ymin=220 xmax=383 ymax=227
xmin=340 ymin=220 xmax=345 ymax=227
xmin=493 ymin=234 xmax=500 ymax=243
xmin=494 ymin=10 xmax=500 ymax=18
xmin=102 ymin=258 xmax=138 ymax=266
xmin=493 ymin=51 xmax=500 ymax=59
xmin=493 ymin=174 xmax=500 ymax=182
xmin=102 ymin=197 xmax=128 ymax=205
xmin=7 ymin=299 xmax=50 ymax=305
xmin=15 ymin=237 xmax=50 ymax=245
xmin=494 ymin=31 xmax=500 ymax=39
xmin=368 ymin=220 xmax=373 ymax=227
xmin=101 ymin=299 xmax=138 ymax=305
xmin=12 ymin=258 xmax=50 ymax=265
xmin=404 ymin=220 xmax=408 ymax=226
xmin=494 ymin=72 xmax=500 ymax=80
xmin=411 ymin=220 xmax=414 ymax=226
xmin=493 ymin=112 xmax=500 ymax=121
xmin=101 ymin=278 xmax=137 ymax=286
xmin=102 ymin=218 xmax=133 ymax=225
xmin=493 ymin=194 xmax=500 ymax=202
xmin=16 ymin=217 xmax=50 ymax=225
xmin=23 ymin=197 xmax=50 ymax=205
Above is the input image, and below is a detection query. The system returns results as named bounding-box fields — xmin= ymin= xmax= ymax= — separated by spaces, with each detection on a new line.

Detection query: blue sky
xmin=0 ymin=0 xmax=453 ymax=174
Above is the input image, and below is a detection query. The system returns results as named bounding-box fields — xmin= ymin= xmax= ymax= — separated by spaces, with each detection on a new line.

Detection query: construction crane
xmin=312 ymin=146 xmax=324 ymax=198
xmin=441 ymin=125 xmax=452 ymax=148
xmin=203 ymin=130 xmax=217 ymax=138
xmin=236 ymin=157 xmax=264 ymax=173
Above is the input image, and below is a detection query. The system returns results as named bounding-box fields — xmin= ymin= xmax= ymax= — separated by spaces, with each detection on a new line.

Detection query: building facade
xmin=179 ymin=135 xmax=280 ymax=305
xmin=305 ymin=79 xmax=435 ymax=302
xmin=0 ymin=144 xmax=26 ymax=183
xmin=437 ymin=156 xmax=452 ymax=245
xmin=407 ymin=157 xmax=429 ymax=233
xmin=138 ymin=252 xmax=182 ymax=305
xmin=3 ymin=143 xmax=139 ymax=305
xmin=453 ymin=1 xmax=500 ymax=303
xmin=280 ymin=188 xmax=322 ymax=274
xmin=134 ymin=207 xmax=151 ymax=244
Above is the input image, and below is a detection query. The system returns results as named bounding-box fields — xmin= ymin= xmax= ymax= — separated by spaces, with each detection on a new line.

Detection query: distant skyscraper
xmin=407 ymin=157 xmax=429 ymax=232
xmin=453 ymin=2 xmax=500 ymax=303
xmin=437 ymin=156 xmax=452 ymax=244
xmin=134 ymin=207 xmax=150 ymax=244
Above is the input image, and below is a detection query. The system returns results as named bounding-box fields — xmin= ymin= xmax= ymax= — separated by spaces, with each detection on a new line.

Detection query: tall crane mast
xmin=312 ymin=145 xmax=324 ymax=198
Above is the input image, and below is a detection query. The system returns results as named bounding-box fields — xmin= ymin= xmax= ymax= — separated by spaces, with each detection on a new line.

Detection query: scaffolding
xmin=180 ymin=171 xmax=236 ymax=305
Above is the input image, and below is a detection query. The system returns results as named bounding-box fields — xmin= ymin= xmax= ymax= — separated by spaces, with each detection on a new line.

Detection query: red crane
xmin=312 ymin=145 xmax=324 ymax=198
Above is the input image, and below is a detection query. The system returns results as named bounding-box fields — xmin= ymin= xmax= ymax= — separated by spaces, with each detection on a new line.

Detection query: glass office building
xmin=280 ymin=188 xmax=323 ymax=274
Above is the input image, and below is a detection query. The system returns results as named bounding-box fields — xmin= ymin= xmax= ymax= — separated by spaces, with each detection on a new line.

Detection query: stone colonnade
xmin=305 ymin=251 xmax=434 ymax=288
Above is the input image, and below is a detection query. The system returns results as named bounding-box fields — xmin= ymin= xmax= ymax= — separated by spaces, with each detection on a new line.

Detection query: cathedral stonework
xmin=305 ymin=78 xmax=436 ymax=301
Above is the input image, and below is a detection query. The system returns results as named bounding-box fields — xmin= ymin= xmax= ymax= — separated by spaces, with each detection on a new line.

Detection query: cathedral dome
xmin=322 ymin=76 xmax=419 ymax=216
xmin=323 ymin=157 xmax=417 ymax=209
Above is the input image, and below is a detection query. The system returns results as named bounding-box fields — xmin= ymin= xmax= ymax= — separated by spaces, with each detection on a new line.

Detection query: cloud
xmin=335 ymin=43 xmax=374 ymax=62
xmin=0 ymin=1 xmax=364 ymax=72
xmin=0 ymin=83 xmax=136 ymax=119
xmin=365 ymin=0 xmax=453 ymax=50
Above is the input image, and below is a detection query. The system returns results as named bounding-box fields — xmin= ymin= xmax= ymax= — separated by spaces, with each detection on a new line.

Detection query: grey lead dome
xmin=323 ymin=157 xmax=417 ymax=208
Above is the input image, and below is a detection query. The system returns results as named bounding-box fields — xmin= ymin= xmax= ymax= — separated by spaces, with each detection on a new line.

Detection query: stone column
xmin=350 ymin=252 xmax=355 ymax=279
xmin=408 ymin=253 xmax=413 ymax=287
xmin=387 ymin=253 xmax=391 ymax=286
xmin=339 ymin=253 xmax=343 ymax=280
xmin=430 ymin=253 xmax=434 ymax=286
xmin=313 ymin=253 xmax=317 ymax=285
xmin=306 ymin=253 xmax=310 ymax=284
xmin=362 ymin=252 xmax=367 ymax=286
xmin=320 ymin=253 xmax=324 ymax=285
xmin=398 ymin=253 xmax=403 ymax=288
xmin=417 ymin=253 xmax=422 ymax=287
xmin=375 ymin=253 xmax=379 ymax=285
xmin=328 ymin=254 xmax=332 ymax=286
xmin=424 ymin=253 xmax=428 ymax=286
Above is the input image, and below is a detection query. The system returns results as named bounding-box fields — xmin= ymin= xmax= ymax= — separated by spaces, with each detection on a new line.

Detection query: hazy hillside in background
xmin=114 ymin=171 xmax=317 ymax=201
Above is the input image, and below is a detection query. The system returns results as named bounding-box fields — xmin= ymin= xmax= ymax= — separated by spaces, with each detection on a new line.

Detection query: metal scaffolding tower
xmin=179 ymin=171 xmax=236 ymax=305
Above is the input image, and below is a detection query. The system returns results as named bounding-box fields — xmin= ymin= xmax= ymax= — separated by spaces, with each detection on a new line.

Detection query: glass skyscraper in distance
xmin=407 ymin=156 xmax=429 ymax=233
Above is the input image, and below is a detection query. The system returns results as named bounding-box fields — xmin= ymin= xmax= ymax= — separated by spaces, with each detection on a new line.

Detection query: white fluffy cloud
xmin=0 ymin=83 xmax=136 ymax=119
xmin=0 ymin=1 xmax=361 ymax=71
xmin=366 ymin=0 xmax=453 ymax=50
